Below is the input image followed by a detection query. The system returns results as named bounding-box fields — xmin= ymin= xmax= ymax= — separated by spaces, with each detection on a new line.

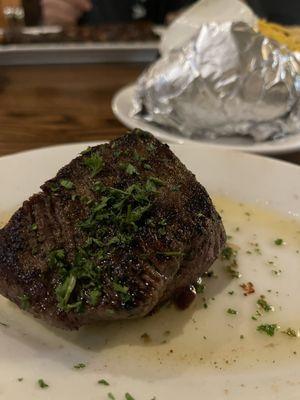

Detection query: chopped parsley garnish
xmin=80 ymin=146 xmax=92 ymax=155
xmin=113 ymin=282 xmax=129 ymax=294
xmin=257 ymin=324 xmax=279 ymax=336
xmin=19 ymin=294 xmax=30 ymax=310
xmin=108 ymin=393 xmax=116 ymax=400
xmin=222 ymin=246 xmax=235 ymax=260
xmin=227 ymin=308 xmax=238 ymax=315
xmin=0 ymin=321 xmax=8 ymax=327
xmin=147 ymin=143 xmax=156 ymax=151
xmin=158 ymin=219 xmax=167 ymax=235
xmin=228 ymin=291 xmax=234 ymax=295
xmin=38 ymin=379 xmax=49 ymax=389
xmin=274 ymin=238 xmax=284 ymax=246
xmin=73 ymin=363 xmax=86 ymax=369
xmin=221 ymin=246 xmax=240 ymax=279
xmin=84 ymin=153 xmax=104 ymax=177
xmin=133 ymin=151 xmax=145 ymax=162
xmin=56 ymin=275 xmax=77 ymax=311
xmin=17 ymin=378 xmax=23 ymax=382
xmin=257 ymin=296 xmax=274 ymax=312
xmin=144 ymin=163 xmax=151 ymax=170
xmin=50 ymin=183 xmax=59 ymax=192
xmin=272 ymin=269 xmax=282 ymax=276
xmin=282 ymin=328 xmax=299 ymax=338
xmin=30 ymin=223 xmax=37 ymax=231
xmin=145 ymin=177 xmax=164 ymax=191
xmin=98 ymin=379 xmax=109 ymax=386
xmin=195 ymin=282 xmax=205 ymax=294
xmin=49 ymin=177 xmax=164 ymax=312
xmin=60 ymin=179 xmax=74 ymax=190
xmin=89 ymin=288 xmax=101 ymax=306
xmin=251 ymin=310 xmax=263 ymax=321
xmin=123 ymin=163 xmax=138 ymax=175
xmin=171 ymin=185 xmax=181 ymax=192
xmin=113 ymin=150 xmax=121 ymax=158
xmin=125 ymin=393 xmax=135 ymax=400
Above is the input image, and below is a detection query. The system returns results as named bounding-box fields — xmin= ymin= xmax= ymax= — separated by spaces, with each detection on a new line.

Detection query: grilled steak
xmin=0 ymin=130 xmax=226 ymax=329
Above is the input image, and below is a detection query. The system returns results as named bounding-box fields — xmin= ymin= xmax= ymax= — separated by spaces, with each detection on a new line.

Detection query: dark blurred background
xmin=17 ymin=0 xmax=300 ymax=26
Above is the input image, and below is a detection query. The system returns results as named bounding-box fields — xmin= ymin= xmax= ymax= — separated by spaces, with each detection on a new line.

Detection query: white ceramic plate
xmin=0 ymin=142 xmax=300 ymax=400
xmin=112 ymin=84 xmax=300 ymax=155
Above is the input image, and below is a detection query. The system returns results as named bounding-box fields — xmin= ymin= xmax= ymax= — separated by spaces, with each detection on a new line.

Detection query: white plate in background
xmin=112 ymin=84 xmax=300 ymax=155
xmin=0 ymin=142 xmax=300 ymax=400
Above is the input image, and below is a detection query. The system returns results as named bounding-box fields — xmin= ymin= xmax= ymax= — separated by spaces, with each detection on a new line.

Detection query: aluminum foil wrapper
xmin=133 ymin=22 xmax=300 ymax=142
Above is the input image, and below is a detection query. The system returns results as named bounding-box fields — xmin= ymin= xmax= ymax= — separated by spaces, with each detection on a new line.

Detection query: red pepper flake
xmin=240 ymin=282 xmax=255 ymax=296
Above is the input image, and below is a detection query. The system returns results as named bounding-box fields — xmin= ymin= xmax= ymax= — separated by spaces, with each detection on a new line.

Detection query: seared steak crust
xmin=0 ymin=130 xmax=225 ymax=329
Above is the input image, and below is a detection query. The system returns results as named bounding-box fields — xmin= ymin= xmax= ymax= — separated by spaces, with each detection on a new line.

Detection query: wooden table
xmin=0 ymin=63 xmax=300 ymax=165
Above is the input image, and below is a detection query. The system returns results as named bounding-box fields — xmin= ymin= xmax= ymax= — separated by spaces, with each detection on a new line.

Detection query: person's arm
xmin=41 ymin=0 xmax=92 ymax=25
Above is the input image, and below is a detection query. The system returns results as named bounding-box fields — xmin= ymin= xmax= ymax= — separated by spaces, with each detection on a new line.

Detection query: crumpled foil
xmin=133 ymin=22 xmax=300 ymax=142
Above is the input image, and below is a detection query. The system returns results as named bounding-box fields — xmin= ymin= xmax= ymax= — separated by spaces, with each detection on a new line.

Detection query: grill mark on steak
xmin=0 ymin=130 xmax=226 ymax=329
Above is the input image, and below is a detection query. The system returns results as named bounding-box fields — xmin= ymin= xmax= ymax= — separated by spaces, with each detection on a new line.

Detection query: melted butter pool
xmin=0 ymin=196 xmax=300 ymax=393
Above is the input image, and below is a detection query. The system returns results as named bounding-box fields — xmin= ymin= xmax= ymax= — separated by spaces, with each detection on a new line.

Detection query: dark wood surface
xmin=0 ymin=63 xmax=299 ymax=165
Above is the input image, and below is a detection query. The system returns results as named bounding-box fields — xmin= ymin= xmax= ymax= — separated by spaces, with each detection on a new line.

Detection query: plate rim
xmin=1 ymin=139 xmax=299 ymax=175
xmin=112 ymin=84 xmax=300 ymax=155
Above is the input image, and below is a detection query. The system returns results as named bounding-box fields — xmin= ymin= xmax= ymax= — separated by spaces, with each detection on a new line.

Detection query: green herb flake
xmin=222 ymin=246 xmax=241 ymax=278
xmin=89 ymin=288 xmax=101 ymax=306
xmin=17 ymin=378 xmax=23 ymax=382
xmin=257 ymin=324 xmax=279 ymax=337
xmin=147 ymin=143 xmax=156 ymax=151
xmin=38 ymin=379 xmax=49 ymax=389
xmin=19 ymin=294 xmax=30 ymax=311
xmin=98 ymin=379 xmax=109 ymax=386
xmin=125 ymin=393 xmax=135 ymax=400
xmin=240 ymin=334 xmax=244 ymax=339
xmin=282 ymin=328 xmax=299 ymax=338
xmin=221 ymin=246 xmax=236 ymax=260
xmin=274 ymin=238 xmax=284 ymax=246
xmin=145 ymin=176 xmax=164 ymax=192
xmin=73 ymin=363 xmax=86 ymax=369
xmin=113 ymin=149 xmax=121 ymax=158
xmin=56 ymin=274 xmax=77 ymax=311
xmin=60 ymin=179 xmax=74 ymax=190
xmin=133 ymin=150 xmax=145 ymax=162
xmin=227 ymin=308 xmax=238 ymax=315
xmin=144 ymin=163 xmax=152 ymax=170
xmin=30 ymin=223 xmax=37 ymax=231
xmin=113 ymin=282 xmax=129 ymax=295
xmin=257 ymin=296 xmax=274 ymax=312
xmin=108 ymin=393 xmax=116 ymax=400
xmin=251 ymin=310 xmax=263 ymax=321
xmin=84 ymin=153 xmax=104 ymax=177
xmin=228 ymin=291 xmax=234 ymax=295
xmin=123 ymin=163 xmax=138 ymax=175
xmin=50 ymin=183 xmax=59 ymax=192
xmin=272 ymin=269 xmax=282 ymax=276
xmin=80 ymin=146 xmax=92 ymax=155
xmin=195 ymin=282 xmax=205 ymax=294
xmin=171 ymin=185 xmax=181 ymax=192
xmin=0 ymin=321 xmax=8 ymax=327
